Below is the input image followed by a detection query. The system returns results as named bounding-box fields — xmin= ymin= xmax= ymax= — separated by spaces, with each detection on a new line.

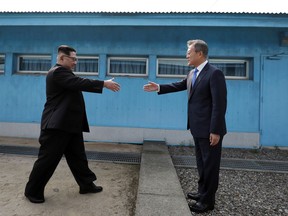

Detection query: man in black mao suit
xmin=25 ymin=45 xmax=120 ymax=203
xmin=144 ymin=39 xmax=227 ymax=213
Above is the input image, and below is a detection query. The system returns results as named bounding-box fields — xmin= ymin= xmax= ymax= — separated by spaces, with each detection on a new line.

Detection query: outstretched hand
xmin=143 ymin=81 xmax=159 ymax=92
xmin=104 ymin=78 xmax=120 ymax=92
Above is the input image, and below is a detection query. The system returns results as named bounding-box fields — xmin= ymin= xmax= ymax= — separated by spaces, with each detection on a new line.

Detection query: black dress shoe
xmin=189 ymin=201 xmax=214 ymax=213
xmin=187 ymin=192 xmax=201 ymax=201
xmin=25 ymin=193 xmax=45 ymax=204
xmin=79 ymin=183 xmax=103 ymax=194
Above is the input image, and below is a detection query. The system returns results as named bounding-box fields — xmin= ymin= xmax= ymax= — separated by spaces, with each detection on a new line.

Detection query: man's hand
xmin=210 ymin=133 xmax=220 ymax=146
xmin=143 ymin=81 xmax=159 ymax=92
xmin=104 ymin=78 xmax=120 ymax=92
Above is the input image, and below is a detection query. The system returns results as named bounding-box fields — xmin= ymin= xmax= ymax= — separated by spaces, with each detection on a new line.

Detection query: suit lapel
xmin=187 ymin=69 xmax=193 ymax=96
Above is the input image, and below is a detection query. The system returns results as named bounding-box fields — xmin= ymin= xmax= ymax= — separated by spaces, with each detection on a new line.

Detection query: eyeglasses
xmin=64 ymin=55 xmax=78 ymax=62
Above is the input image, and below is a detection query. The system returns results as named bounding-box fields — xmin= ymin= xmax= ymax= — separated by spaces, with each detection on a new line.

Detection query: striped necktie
xmin=192 ymin=68 xmax=198 ymax=87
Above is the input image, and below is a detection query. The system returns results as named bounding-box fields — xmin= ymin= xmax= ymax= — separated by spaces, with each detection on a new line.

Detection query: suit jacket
xmin=40 ymin=64 xmax=104 ymax=134
xmin=159 ymin=62 xmax=227 ymax=138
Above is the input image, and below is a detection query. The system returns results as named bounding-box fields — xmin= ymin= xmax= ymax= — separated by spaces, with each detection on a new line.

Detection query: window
xmin=157 ymin=58 xmax=191 ymax=77
xmin=74 ymin=56 xmax=99 ymax=75
xmin=210 ymin=59 xmax=249 ymax=79
xmin=108 ymin=57 xmax=148 ymax=76
xmin=157 ymin=57 xmax=250 ymax=79
xmin=17 ymin=55 xmax=51 ymax=73
xmin=0 ymin=55 xmax=4 ymax=73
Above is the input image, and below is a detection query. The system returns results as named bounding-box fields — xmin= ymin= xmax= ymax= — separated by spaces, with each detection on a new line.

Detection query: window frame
xmin=209 ymin=58 xmax=249 ymax=80
xmin=73 ymin=56 xmax=99 ymax=76
xmin=17 ymin=55 xmax=51 ymax=74
xmin=157 ymin=57 xmax=192 ymax=78
xmin=0 ymin=55 xmax=4 ymax=74
xmin=107 ymin=56 xmax=148 ymax=77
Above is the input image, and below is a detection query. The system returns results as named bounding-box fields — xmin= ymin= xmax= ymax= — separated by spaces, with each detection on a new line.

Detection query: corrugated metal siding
xmin=0 ymin=0 xmax=287 ymax=14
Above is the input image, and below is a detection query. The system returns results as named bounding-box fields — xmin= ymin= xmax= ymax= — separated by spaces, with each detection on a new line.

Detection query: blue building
xmin=0 ymin=4 xmax=288 ymax=148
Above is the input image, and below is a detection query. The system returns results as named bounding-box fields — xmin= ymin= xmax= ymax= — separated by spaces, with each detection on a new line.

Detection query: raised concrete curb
xmin=135 ymin=140 xmax=191 ymax=216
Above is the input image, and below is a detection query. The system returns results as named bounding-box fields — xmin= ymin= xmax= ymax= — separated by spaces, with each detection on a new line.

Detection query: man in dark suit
xmin=25 ymin=45 xmax=120 ymax=203
xmin=143 ymin=39 xmax=227 ymax=213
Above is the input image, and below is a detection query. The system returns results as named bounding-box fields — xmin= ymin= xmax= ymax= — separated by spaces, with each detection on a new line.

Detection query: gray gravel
xmin=169 ymin=146 xmax=288 ymax=216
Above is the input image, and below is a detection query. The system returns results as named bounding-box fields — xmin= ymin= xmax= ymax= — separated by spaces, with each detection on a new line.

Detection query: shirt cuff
xmin=157 ymin=84 xmax=160 ymax=92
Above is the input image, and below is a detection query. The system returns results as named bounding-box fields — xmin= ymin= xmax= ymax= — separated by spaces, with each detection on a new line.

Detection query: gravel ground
xmin=169 ymin=146 xmax=288 ymax=216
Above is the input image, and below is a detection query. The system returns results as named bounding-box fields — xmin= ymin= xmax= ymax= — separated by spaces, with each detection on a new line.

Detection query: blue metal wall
xmin=0 ymin=24 xmax=287 ymax=146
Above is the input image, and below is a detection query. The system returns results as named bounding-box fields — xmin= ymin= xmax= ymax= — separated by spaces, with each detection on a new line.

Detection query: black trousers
xmin=25 ymin=129 xmax=96 ymax=198
xmin=193 ymin=136 xmax=223 ymax=205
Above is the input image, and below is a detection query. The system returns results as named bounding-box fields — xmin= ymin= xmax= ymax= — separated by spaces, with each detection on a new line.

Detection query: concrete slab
xmin=135 ymin=141 xmax=191 ymax=216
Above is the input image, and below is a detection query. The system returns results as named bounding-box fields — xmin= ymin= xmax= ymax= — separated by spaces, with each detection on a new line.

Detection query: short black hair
xmin=57 ymin=45 xmax=76 ymax=55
